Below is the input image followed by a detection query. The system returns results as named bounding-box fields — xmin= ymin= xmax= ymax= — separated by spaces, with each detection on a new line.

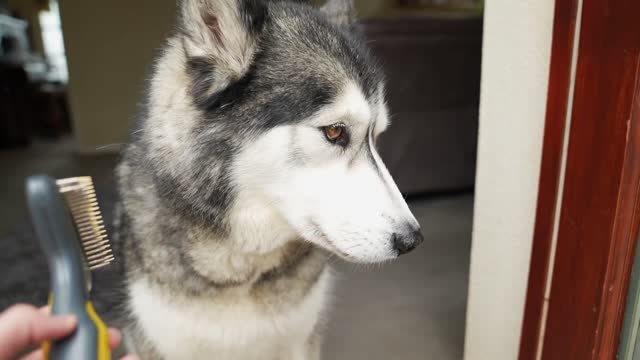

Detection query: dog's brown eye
xmin=325 ymin=126 xmax=343 ymax=140
xmin=323 ymin=124 xmax=348 ymax=146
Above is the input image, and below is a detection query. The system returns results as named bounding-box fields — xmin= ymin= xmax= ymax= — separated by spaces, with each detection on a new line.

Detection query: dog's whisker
xmin=95 ymin=143 xmax=125 ymax=151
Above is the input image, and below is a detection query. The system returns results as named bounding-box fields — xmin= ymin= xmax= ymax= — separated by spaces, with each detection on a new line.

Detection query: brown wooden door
xmin=519 ymin=0 xmax=640 ymax=359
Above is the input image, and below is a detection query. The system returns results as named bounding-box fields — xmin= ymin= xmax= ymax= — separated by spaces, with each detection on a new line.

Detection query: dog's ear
xmin=179 ymin=0 xmax=266 ymax=77
xmin=320 ymin=0 xmax=356 ymax=26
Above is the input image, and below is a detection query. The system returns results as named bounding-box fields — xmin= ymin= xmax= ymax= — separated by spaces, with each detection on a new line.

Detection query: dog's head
xmin=140 ymin=0 xmax=422 ymax=263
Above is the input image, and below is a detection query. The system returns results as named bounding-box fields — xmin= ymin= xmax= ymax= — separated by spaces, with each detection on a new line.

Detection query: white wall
xmin=464 ymin=0 xmax=556 ymax=359
xmin=58 ymin=0 xmax=175 ymax=152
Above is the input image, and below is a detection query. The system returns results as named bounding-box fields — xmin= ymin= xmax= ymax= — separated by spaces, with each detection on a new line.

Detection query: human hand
xmin=0 ymin=304 xmax=138 ymax=360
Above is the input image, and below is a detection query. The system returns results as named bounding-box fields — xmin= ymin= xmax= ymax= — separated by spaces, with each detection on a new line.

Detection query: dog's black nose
xmin=392 ymin=230 xmax=424 ymax=255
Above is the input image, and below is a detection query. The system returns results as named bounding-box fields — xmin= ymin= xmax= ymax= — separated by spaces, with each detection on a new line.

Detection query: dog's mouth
xmin=306 ymin=220 xmax=358 ymax=261
xmin=320 ymin=236 xmax=358 ymax=261
xmin=304 ymin=219 xmax=406 ymax=262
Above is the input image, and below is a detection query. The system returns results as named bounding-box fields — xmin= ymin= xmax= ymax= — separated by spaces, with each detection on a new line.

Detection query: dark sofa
xmin=364 ymin=15 xmax=483 ymax=194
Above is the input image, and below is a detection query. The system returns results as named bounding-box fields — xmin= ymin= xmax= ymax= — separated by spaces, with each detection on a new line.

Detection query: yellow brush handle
xmin=28 ymin=176 xmax=112 ymax=360
xmin=43 ymin=295 xmax=111 ymax=360
xmin=86 ymin=302 xmax=111 ymax=360
xmin=42 ymin=294 xmax=53 ymax=359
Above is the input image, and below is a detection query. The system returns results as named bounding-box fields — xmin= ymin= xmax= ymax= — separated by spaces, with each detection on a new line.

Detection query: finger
xmin=19 ymin=348 xmax=44 ymax=360
xmin=108 ymin=328 xmax=122 ymax=349
xmin=38 ymin=306 xmax=50 ymax=315
xmin=120 ymin=355 xmax=140 ymax=360
xmin=19 ymin=329 xmax=124 ymax=360
xmin=0 ymin=304 xmax=77 ymax=360
xmin=37 ymin=308 xmax=122 ymax=349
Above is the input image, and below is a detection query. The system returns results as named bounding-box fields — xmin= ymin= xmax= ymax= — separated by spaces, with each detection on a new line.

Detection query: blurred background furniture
xmin=364 ymin=15 xmax=483 ymax=194
xmin=0 ymin=12 xmax=71 ymax=148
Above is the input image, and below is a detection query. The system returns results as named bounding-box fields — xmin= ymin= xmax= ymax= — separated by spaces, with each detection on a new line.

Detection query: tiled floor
xmin=0 ymin=138 xmax=472 ymax=360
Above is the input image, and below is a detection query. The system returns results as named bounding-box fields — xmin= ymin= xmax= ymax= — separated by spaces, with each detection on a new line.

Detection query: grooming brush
xmin=26 ymin=175 xmax=114 ymax=360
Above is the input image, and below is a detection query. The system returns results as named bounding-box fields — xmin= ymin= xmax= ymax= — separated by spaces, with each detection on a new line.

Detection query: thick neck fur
xmin=117 ymin=155 xmax=327 ymax=308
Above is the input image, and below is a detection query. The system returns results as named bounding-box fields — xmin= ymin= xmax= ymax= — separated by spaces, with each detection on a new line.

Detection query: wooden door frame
xmin=519 ymin=0 xmax=640 ymax=359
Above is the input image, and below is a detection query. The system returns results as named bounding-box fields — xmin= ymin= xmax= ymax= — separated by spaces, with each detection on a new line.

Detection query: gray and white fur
xmin=116 ymin=0 xmax=423 ymax=358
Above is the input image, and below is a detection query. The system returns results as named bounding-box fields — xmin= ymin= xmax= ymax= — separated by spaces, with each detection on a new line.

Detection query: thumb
xmin=0 ymin=304 xmax=77 ymax=360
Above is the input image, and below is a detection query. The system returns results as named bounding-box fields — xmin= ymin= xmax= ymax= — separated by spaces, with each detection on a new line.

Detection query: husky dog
xmin=116 ymin=0 xmax=423 ymax=358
